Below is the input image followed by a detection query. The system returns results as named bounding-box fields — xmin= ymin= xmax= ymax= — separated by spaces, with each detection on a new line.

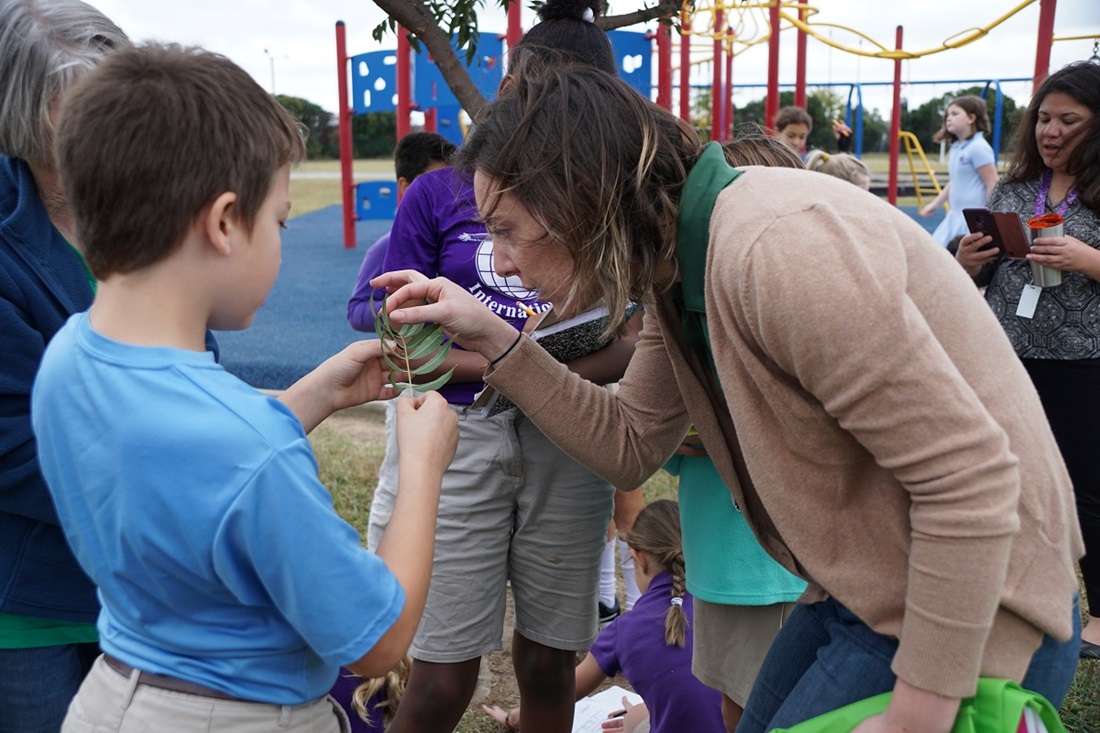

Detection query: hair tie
xmin=582 ymin=7 xmax=595 ymax=22
xmin=670 ymin=597 xmax=683 ymax=607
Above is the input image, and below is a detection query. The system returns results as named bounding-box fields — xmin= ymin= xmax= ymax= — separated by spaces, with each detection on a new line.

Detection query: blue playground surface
xmin=216 ymin=204 xmax=942 ymax=391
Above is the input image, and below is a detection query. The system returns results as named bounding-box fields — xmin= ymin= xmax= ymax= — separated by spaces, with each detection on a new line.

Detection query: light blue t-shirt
xmin=32 ymin=313 xmax=404 ymax=704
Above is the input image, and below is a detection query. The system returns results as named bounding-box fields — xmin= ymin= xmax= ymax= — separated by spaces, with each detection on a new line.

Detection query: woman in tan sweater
xmin=374 ymin=66 xmax=1082 ymax=733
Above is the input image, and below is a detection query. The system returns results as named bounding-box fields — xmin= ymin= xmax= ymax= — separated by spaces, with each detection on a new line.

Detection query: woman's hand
xmin=372 ymin=270 xmax=520 ymax=363
xmin=850 ymin=679 xmax=959 ymax=733
xmin=481 ymin=704 xmax=520 ymax=731
xmin=1028 ymin=234 xmax=1100 ymax=278
xmin=279 ymin=340 xmax=397 ymax=433
xmin=919 ymin=203 xmax=937 ymax=218
xmin=954 ymin=232 xmax=1000 ymax=278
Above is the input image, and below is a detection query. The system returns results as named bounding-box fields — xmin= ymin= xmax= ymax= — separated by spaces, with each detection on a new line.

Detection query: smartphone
xmin=962 ymin=208 xmax=1031 ymax=259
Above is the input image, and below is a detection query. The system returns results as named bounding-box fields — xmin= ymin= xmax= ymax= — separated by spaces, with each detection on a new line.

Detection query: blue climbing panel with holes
xmin=415 ymin=34 xmax=505 ymax=109
xmin=350 ymin=50 xmax=398 ymax=114
xmin=355 ymin=180 xmax=398 ymax=221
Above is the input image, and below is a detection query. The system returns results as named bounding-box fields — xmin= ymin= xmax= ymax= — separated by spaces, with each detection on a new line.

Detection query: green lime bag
xmin=773 ymin=679 xmax=1065 ymax=733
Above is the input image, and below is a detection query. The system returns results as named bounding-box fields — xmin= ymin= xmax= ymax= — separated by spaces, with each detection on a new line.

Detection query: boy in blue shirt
xmin=31 ymin=43 xmax=458 ymax=732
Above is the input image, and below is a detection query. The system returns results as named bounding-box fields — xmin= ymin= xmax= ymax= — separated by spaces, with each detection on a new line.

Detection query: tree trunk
xmin=371 ymin=0 xmax=490 ymax=121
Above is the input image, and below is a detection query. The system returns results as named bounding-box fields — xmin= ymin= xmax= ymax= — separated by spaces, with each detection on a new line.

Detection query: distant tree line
xmin=275 ymin=94 xmax=396 ymax=159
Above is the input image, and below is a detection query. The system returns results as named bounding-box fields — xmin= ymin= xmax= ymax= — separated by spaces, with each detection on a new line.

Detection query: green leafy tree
xmin=276 ymin=95 xmax=338 ymax=159
xmin=902 ymin=86 xmax=1022 ymax=159
xmin=352 ymin=112 xmax=398 ymax=159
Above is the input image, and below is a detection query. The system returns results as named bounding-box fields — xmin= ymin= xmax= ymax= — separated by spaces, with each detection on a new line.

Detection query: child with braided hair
xmin=483 ymin=500 xmax=724 ymax=733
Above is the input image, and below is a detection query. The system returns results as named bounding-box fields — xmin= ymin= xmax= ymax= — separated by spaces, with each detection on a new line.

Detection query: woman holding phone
xmin=956 ymin=60 xmax=1100 ymax=660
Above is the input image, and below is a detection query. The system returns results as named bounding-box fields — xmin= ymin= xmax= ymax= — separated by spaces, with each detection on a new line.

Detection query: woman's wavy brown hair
xmin=455 ymin=60 xmax=701 ymax=333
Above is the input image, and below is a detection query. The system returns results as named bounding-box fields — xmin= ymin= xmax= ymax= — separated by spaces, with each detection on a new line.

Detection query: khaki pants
xmin=62 ymin=656 xmax=350 ymax=732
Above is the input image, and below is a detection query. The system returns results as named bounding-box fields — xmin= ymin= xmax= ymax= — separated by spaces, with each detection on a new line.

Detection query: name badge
xmin=1016 ymin=284 xmax=1042 ymax=319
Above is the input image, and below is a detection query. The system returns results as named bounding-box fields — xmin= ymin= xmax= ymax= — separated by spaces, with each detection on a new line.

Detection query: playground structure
xmin=335 ymin=0 xmax=1095 ymax=249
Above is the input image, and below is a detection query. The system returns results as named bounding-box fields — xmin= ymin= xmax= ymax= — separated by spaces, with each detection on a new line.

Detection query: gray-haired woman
xmin=0 ymin=2 xmax=128 ymax=730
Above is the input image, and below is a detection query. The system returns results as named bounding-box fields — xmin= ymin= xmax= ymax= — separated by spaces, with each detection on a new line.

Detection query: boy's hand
xmin=280 ymin=340 xmax=397 ymax=433
xmin=322 ymin=340 xmax=398 ymax=411
xmin=396 ymin=391 xmax=458 ymax=476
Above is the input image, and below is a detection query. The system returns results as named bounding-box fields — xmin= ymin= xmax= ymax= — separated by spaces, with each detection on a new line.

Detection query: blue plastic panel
xmin=608 ymin=30 xmax=652 ymax=99
xmin=355 ymin=180 xmax=398 ymax=221
xmin=414 ymin=33 xmax=504 ymax=108
xmin=350 ymin=50 xmax=398 ymax=114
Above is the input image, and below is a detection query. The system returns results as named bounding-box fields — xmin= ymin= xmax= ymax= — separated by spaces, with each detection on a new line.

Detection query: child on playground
xmin=774 ymin=105 xmax=813 ymax=157
xmin=483 ymin=500 xmax=724 ymax=733
xmin=805 ymin=149 xmax=872 ymax=190
xmin=347 ymin=131 xmax=457 ymax=332
xmin=31 ymin=44 xmax=458 ymax=733
xmin=920 ymin=95 xmax=999 ymax=246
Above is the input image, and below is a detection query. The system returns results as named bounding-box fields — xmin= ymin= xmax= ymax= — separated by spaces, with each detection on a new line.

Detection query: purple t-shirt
xmin=589 ymin=572 xmax=724 ymax=733
xmin=347 ymin=232 xmax=390 ymax=333
xmin=381 ymin=167 xmax=546 ymax=404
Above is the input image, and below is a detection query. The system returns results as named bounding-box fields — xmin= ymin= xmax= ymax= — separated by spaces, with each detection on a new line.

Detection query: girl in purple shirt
xmin=484 ymin=500 xmax=724 ymax=733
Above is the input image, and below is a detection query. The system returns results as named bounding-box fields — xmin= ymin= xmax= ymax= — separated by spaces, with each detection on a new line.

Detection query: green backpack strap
xmin=770 ymin=678 xmax=1067 ymax=733
xmin=674 ymin=141 xmax=742 ymax=380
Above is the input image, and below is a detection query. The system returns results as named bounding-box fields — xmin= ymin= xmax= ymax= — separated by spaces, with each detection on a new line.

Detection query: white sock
xmin=599 ymin=539 xmax=617 ymax=607
xmin=618 ymin=538 xmax=640 ymax=611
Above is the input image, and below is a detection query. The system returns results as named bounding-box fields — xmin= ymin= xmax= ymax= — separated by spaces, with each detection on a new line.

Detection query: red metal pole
xmin=679 ymin=12 xmax=691 ymax=122
xmin=725 ymin=29 xmax=734 ymax=139
xmin=655 ymin=21 xmax=672 ymax=110
xmin=423 ymin=107 xmax=437 ymax=133
xmin=507 ymin=0 xmax=523 ymax=56
xmin=1033 ymin=0 xmax=1057 ymax=92
xmin=795 ymin=0 xmax=808 ymax=108
xmin=765 ymin=0 xmax=780 ymax=129
xmin=711 ymin=8 xmax=724 ymax=141
xmin=888 ymin=26 xmax=903 ymax=206
xmin=396 ymin=25 xmax=411 ymax=140
xmin=335 ymin=21 xmax=355 ymax=249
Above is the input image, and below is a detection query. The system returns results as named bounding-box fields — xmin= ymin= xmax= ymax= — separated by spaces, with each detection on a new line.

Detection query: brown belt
xmin=103 ymin=653 xmax=248 ymax=702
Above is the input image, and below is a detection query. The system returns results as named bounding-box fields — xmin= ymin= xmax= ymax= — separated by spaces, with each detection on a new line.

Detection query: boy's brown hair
xmin=722 ymin=126 xmax=805 ymax=169
xmin=56 ymin=43 xmax=306 ymax=279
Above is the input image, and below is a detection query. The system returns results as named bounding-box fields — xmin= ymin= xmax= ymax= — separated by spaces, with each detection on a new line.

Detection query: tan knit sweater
xmin=486 ymin=167 xmax=1082 ymax=699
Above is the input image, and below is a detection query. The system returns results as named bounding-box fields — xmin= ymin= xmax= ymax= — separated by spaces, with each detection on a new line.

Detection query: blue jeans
xmin=736 ymin=597 xmax=1081 ymax=733
xmin=0 ymin=642 xmax=100 ymax=733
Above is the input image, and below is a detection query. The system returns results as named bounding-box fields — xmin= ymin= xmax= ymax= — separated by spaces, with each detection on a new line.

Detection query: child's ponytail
xmin=625 ymin=499 xmax=689 ymax=648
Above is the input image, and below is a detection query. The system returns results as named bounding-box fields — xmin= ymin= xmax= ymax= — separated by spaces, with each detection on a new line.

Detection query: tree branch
xmin=598 ymin=1 xmax=682 ymax=32
xmin=370 ymin=0 xmax=490 ymax=122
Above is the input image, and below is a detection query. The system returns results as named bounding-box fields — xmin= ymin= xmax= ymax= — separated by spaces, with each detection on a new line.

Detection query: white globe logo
xmin=476 ymin=240 xmax=537 ymax=299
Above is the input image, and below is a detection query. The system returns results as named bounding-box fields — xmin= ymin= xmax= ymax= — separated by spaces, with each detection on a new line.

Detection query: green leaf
xmin=409 ymin=343 xmax=452 ymax=375
xmin=373 ymin=292 xmax=456 ymax=395
xmin=412 ymin=367 xmax=457 ymax=394
xmin=403 ymin=325 xmax=447 ymax=359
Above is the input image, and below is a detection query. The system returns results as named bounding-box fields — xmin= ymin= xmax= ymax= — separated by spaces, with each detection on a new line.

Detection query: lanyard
xmin=1035 ymin=168 xmax=1079 ymax=218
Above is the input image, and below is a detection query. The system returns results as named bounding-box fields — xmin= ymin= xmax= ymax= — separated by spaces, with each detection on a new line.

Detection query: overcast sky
xmin=87 ymin=0 xmax=1100 ymax=116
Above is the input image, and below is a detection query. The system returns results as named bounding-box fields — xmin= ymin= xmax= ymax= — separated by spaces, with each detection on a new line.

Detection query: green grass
xmin=309 ymin=413 xmax=1100 ymax=732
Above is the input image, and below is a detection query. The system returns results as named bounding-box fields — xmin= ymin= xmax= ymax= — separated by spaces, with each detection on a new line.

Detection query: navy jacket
xmin=0 ymin=156 xmax=98 ymax=621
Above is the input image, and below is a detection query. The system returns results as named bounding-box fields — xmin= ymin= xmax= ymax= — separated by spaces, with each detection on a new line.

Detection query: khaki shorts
xmin=62 ymin=656 xmax=348 ymax=733
xmin=691 ymin=599 xmax=797 ymax=706
xmin=368 ymin=402 xmax=614 ymax=662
